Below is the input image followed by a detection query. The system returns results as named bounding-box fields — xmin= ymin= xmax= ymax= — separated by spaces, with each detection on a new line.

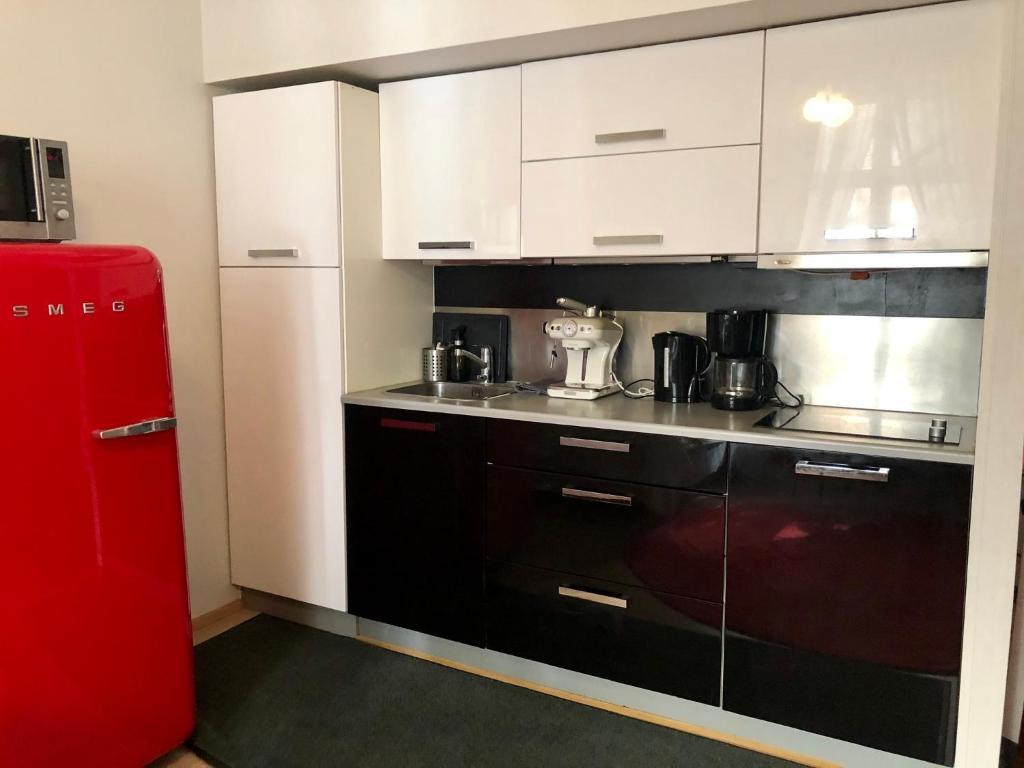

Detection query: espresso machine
xmin=544 ymin=297 xmax=623 ymax=400
xmin=706 ymin=309 xmax=778 ymax=411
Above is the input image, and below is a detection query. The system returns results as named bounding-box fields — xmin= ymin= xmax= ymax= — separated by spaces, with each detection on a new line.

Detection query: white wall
xmin=1 ymin=0 xmax=236 ymax=617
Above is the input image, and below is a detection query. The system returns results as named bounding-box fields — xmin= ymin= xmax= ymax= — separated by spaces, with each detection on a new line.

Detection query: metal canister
xmin=423 ymin=344 xmax=449 ymax=382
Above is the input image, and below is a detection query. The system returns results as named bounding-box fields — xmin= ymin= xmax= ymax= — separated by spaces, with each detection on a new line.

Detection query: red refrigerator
xmin=0 ymin=244 xmax=195 ymax=767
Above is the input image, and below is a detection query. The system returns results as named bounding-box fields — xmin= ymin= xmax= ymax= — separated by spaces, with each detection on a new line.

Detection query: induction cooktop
xmin=755 ymin=406 xmax=963 ymax=445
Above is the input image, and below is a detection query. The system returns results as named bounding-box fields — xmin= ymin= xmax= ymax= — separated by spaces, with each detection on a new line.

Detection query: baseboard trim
xmin=357 ymin=635 xmax=839 ymax=768
xmin=191 ymin=599 xmax=243 ymax=632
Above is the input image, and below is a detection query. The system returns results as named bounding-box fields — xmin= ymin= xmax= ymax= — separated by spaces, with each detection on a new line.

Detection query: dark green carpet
xmin=191 ymin=614 xmax=801 ymax=768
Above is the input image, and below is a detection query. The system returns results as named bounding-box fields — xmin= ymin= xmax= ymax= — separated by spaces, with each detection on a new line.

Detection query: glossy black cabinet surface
xmin=487 ymin=465 xmax=724 ymax=602
xmin=487 ymin=420 xmax=728 ymax=493
xmin=724 ymin=444 xmax=971 ymax=765
xmin=487 ymin=560 xmax=723 ymax=705
xmin=345 ymin=405 xmax=486 ymax=647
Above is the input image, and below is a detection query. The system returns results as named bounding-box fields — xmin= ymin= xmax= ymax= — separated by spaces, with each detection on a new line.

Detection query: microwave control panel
xmin=37 ymin=139 xmax=75 ymax=241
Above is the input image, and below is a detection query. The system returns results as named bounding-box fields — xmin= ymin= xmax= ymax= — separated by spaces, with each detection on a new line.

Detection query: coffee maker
xmin=706 ymin=309 xmax=777 ymax=411
xmin=652 ymin=332 xmax=710 ymax=403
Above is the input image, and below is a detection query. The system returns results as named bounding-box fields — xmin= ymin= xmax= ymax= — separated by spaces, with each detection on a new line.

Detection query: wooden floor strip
xmin=191 ymin=599 xmax=244 ymax=632
xmin=357 ymin=635 xmax=841 ymax=768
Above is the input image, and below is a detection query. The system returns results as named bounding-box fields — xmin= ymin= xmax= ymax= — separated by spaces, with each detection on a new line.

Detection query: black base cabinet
xmin=486 ymin=560 xmax=723 ymax=705
xmin=345 ymin=405 xmax=486 ymax=647
xmin=724 ymin=443 xmax=971 ymax=765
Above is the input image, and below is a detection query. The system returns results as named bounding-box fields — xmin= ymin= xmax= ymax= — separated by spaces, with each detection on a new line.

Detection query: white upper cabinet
xmin=214 ymin=82 xmax=342 ymax=267
xmin=380 ymin=67 xmax=521 ymax=261
xmin=522 ymin=146 xmax=759 ymax=259
xmin=759 ymin=0 xmax=1004 ymax=255
xmin=522 ymin=32 xmax=763 ymax=161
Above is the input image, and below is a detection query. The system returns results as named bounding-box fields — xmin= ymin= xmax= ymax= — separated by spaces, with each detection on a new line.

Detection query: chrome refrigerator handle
xmin=93 ymin=417 xmax=177 ymax=440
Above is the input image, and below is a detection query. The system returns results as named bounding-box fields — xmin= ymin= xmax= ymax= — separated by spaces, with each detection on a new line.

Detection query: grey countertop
xmin=342 ymin=383 xmax=976 ymax=465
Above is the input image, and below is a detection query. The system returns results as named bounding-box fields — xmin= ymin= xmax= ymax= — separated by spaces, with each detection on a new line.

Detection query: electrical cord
xmin=768 ymin=378 xmax=804 ymax=408
xmin=620 ymin=378 xmax=656 ymax=398
xmin=606 ymin=318 xmax=656 ymax=397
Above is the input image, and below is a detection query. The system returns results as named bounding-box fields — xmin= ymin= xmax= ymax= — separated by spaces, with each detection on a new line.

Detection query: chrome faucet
xmin=453 ymin=345 xmax=493 ymax=383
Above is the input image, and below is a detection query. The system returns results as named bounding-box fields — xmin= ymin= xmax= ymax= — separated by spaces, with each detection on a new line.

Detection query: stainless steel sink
xmin=386 ymin=381 xmax=516 ymax=401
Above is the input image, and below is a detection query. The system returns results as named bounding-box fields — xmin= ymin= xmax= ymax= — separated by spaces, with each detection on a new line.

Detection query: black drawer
xmin=486 ymin=420 xmax=728 ymax=492
xmin=487 ymin=465 xmax=724 ymax=602
xmin=486 ymin=561 xmax=722 ymax=705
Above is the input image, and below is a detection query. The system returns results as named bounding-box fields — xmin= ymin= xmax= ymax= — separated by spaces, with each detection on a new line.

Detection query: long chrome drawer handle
xmin=247 ymin=248 xmax=299 ymax=258
xmin=418 ymin=241 xmax=474 ymax=250
xmin=794 ymin=460 xmax=890 ymax=483
xmin=558 ymin=586 xmax=629 ymax=610
xmin=823 ymin=227 xmax=916 ymax=241
xmin=561 ymin=487 xmax=633 ymax=506
xmin=559 ymin=436 xmax=630 ymax=453
xmin=593 ymin=234 xmax=663 ymax=246
xmin=93 ymin=417 xmax=177 ymax=440
xmin=594 ymin=128 xmax=666 ymax=144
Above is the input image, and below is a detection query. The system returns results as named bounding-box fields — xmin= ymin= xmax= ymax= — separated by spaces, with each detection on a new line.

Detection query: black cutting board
xmin=432 ymin=312 xmax=510 ymax=383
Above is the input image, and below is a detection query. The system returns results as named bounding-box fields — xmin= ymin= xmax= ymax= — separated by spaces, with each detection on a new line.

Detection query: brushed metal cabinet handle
xmin=561 ymin=487 xmax=633 ymax=506
xmin=559 ymin=436 xmax=631 ymax=453
xmin=593 ymin=234 xmax=664 ymax=246
xmin=380 ymin=417 xmax=437 ymax=433
xmin=28 ymin=140 xmax=44 ymax=222
xmin=558 ymin=586 xmax=629 ymax=609
xmin=594 ymin=128 xmax=666 ymax=144
xmin=93 ymin=417 xmax=177 ymax=440
xmin=794 ymin=460 xmax=890 ymax=483
xmin=418 ymin=241 xmax=474 ymax=250
xmin=823 ymin=227 xmax=916 ymax=241
xmin=247 ymin=249 xmax=299 ymax=258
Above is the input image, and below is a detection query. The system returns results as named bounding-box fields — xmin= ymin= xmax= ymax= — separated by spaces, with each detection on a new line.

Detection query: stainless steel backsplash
xmin=436 ymin=306 xmax=983 ymax=416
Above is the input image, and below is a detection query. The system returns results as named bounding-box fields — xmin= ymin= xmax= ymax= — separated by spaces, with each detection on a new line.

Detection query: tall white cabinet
xmin=214 ymin=82 xmax=432 ymax=612
xmin=759 ymin=0 xmax=1004 ymax=258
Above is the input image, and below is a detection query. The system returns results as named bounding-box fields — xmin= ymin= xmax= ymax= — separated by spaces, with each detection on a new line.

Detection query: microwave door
xmin=0 ymin=135 xmax=46 ymax=240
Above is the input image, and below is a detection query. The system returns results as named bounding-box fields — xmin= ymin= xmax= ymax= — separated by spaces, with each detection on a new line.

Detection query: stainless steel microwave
xmin=0 ymin=135 xmax=75 ymax=241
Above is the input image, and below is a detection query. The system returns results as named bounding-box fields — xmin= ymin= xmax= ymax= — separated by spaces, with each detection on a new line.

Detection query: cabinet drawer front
xmin=487 ymin=466 xmax=724 ymax=601
xmin=522 ymin=146 xmax=758 ymax=258
xmin=380 ymin=67 xmax=521 ymax=261
xmin=486 ymin=561 xmax=722 ymax=705
xmin=522 ymin=32 xmax=763 ymax=161
xmin=486 ymin=420 xmax=727 ymax=493
xmin=727 ymin=443 xmax=970 ymax=672
xmin=213 ymin=83 xmax=342 ymax=267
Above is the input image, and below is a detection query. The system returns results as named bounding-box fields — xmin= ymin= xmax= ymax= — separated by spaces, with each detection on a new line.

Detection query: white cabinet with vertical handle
xmin=380 ymin=67 xmax=521 ymax=261
xmin=214 ymin=82 xmax=432 ymax=611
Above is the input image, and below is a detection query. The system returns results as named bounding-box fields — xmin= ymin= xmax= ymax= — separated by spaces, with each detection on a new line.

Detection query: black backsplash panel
xmin=434 ymin=263 xmax=987 ymax=318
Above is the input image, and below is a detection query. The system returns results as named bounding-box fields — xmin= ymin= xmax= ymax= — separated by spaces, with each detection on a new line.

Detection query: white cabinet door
xmin=380 ymin=67 xmax=521 ymax=261
xmin=213 ymin=82 xmax=341 ymax=267
xmin=522 ymin=146 xmax=759 ymax=259
xmin=522 ymin=32 xmax=763 ymax=161
xmin=220 ymin=267 xmax=347 ymax=611
xmin=760 ymin=0 xmax=1004 ymax=255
